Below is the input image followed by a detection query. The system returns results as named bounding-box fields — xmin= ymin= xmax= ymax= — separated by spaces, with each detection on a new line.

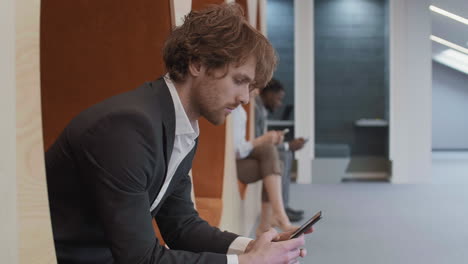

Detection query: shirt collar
xmin=164 ymin=74 xmax=199 ymax=139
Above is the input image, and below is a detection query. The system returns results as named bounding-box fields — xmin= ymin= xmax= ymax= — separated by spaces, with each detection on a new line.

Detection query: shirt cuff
xmin=227 ymin=254 xmax=239 ymax=264
xmin=226 ymin=237 xmax=253 ymax=264
xmin=227 ymin=236 xmax=253 ymax=255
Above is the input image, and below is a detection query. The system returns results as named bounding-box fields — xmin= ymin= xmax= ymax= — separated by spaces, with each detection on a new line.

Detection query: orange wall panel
xmin=192 ymin=0 xmax=225 ymax=10
xmin=236 ymin=0 xmax=248 ymax=20
xmin=190 ymin=0 xmax=226 ymax=199
xmin=192 ymin=118 xmax=226 ymax=198
xmin=40 ymin=0 xmax=172 ymax=149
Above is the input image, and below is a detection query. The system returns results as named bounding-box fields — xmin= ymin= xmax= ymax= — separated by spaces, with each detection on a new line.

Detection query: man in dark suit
xmin=46 ymin=3 xmax=311 ymax=264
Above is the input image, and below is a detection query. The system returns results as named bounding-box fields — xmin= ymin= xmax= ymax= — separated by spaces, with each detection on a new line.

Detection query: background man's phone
xmin=289 ymin=211 xmax=322 ymax=239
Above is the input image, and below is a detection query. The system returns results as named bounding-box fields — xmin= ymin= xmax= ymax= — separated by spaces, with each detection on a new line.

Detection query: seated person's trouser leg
xmin=278 ymin=149 xmax=293 ymax=206
xmin=236 ymin=143 xmax=282 ymax=202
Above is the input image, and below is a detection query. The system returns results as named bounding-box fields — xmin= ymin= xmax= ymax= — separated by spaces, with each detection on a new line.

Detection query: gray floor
xmin=289 ymin=183 xmax=468 ymax=264
xmin=432 ymin=151 xmax=468 ymax=184
xmin=286 ymin=152 xmax=468 ymax=263
xmin=252 ymin=152 xmax=468 ymax=263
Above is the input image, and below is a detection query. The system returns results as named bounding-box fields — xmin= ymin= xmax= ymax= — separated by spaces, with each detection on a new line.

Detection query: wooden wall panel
xmin=170 ymin=0 xmax=193 ymax=27
xmin=256 ymin=0 xmax=261 ymax=31
xmin=17 ymin=0 xmax=57 ymax=262
xmin=190 ymin=0 xmax=226 ymax=199
xmin=1 ymin=0 xmax=18 ymax=262
xmin=189 ymin=0 xmax=264 ymax=234
xmin=236 ymin=0 xmax=255 ymax=199
xmin=236 ymin=0 xmax=248 ymax=20
xmin=192 ymin=118 xmax=226 ymax=198
xmin=192 ymin=0 xmax=225 ymax=10
xmin=40 ymin=0 xmax=174 ymax=252
xmin=40 ymin=0 xmax=172 ymax=149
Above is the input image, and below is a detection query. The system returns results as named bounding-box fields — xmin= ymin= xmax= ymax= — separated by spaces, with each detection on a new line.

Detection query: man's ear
xmin=188 ymin=60 xmax=203 ymax=77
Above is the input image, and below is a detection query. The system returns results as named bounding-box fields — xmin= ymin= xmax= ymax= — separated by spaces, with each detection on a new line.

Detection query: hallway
xmin=290 ymin=183 xmax=468 ymax=264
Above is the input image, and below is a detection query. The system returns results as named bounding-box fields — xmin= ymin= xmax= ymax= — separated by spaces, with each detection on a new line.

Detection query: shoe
xmin=286 ymin=209 xmax=303 ymax=222
xmin=286 ymin=207 xmax=304 ymax=216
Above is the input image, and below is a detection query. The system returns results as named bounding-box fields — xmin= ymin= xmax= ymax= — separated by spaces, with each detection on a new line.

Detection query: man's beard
xmin=201 ymin=108 xmax=225 ymax=126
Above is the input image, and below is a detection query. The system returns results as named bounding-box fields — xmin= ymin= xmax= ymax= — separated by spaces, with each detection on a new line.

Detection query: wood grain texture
xmin=16 ymin=0 xmax=57 ymax=262
xmin=256 ymin=0 xmax=261 ymax=30
xmin=152 ymin=0 xmax=194 ymax=244
xmin=236 ymin=0 xmax=255 ymax=201
xmin=40 ymin=0 xmax=173 ymax=251
xmin=220 ymin=115 xmax=262 ymax=236
xmin=195 ymin=197 xmax=223 ymax=227
xmin=0 ymin=0 xmax=18 ymax=262
xmin=192 ymin=0 xmax=225 ymax=10
xmin=214 ymin=33 xmax=263 ymax=233
xmin=192 ymin=119 xmax=226 ymax=199
xmin=190 ymin=0 xmax=226 ymax=201
xmin=236 ymin=0 xmax=248 ymax=19
xmin=152 ymin=219 xmax=166 ymax=246
xmin=40 ymin=0 xmax=172 ymax=149
xmin=169 ymin=0 xmax=196 ymax=205
xmin=170 ymin=0 xmax=192 ymax=27
xmin=246 ymin=0 xmax=258 ymax=28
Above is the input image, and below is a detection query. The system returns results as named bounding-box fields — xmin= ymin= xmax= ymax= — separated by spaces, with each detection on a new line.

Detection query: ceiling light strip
xmin=429 ymin=5 xmax=468 ymax=25
xmin=433 ymin=50 xmax=468 ymax=75
xmin=430 ymin=35 xmax=468 ymax=55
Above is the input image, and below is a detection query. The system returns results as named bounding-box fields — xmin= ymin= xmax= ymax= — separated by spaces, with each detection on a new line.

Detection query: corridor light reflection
xmin=429 ymin=5 xmax=468 ymax=25
xmin=433 ymin=49 xmax=468 ymax=75
xmin=431 ymin=35 xmax=468 ymax=55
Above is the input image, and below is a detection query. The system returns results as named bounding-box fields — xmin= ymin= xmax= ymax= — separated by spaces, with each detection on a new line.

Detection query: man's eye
xmin=234 ymin=79 xmax=243 ymax=85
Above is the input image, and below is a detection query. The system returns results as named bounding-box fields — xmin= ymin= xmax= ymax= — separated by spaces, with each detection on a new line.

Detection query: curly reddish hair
xmin=163 ymin=3 xmax=277 ymax=89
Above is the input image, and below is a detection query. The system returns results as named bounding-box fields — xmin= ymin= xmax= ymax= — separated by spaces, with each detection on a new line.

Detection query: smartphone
xmin=282 ymin=128 xmax=290 ymax=135
xmin=289 ymin=211 xmax=322 ymax=239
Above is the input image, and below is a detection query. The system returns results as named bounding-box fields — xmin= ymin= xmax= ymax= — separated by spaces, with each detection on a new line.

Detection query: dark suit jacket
xmin=46 ymin=78 xmax=238 ymax=263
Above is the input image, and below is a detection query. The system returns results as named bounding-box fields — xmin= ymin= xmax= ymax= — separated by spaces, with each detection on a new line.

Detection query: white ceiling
xmin=430 ymin=0 xmax=468 ymax=72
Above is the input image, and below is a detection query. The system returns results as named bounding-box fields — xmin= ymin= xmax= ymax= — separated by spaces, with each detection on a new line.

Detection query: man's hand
xmin=288 ymin=138 xmax=306 ymax=152
xmin=273 ymin=227 xmax=314 ymax=242
xmin=254 ymin=131 xmax=284 ymax=147
xmin=238 ymin=229 xmax=306 ymax=264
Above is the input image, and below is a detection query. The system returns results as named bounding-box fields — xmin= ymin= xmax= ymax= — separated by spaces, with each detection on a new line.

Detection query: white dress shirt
xmin=150 ymin=75 xmax=251 ymax=264
xmin=255 ymin=97 xmax=289 ymax=151
xmin=232 ymin=106 xmax=254 ymax=159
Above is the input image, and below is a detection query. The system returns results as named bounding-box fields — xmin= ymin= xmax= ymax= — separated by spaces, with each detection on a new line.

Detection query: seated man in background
xmin=232 ymin=104 xmax=296 ymax=237
xmin=45 ymin=3 xmax=311 ymax=264
xmin=256 ymin=79 xmax=307 ymax=222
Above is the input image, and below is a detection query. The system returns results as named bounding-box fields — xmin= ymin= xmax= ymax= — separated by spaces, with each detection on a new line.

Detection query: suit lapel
xmin=162 ymin=122 xmax=174 ymax=167
xmin=152 ymin=140 xmax=198 ymax=214
xmin=151 ymin=77 xmax=175 ymax=169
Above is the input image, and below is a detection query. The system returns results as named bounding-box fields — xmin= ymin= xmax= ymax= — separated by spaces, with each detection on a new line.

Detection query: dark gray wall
xmin=266 ymin=0 xmax=294 ymax=120
xmin=384 ymin=0 xmax=389 ymax=121
xmin=432 ymin=62 xmax=468 ymax=150
xmin=314 ymin=0 xmax=388 ymax=156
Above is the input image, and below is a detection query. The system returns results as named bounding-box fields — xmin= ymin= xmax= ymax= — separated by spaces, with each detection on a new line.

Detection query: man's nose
xmin=238 ymin=85 xmax=250 ymax=105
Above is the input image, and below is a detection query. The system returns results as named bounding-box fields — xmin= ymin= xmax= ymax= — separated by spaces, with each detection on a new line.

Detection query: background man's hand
xmin=288 ymin=138 xmax=306 ymax=152
xmin=254 ymin=131 xmax=284 ymax=147
xmin=239 ymin=229 xmax=306 ymax=264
